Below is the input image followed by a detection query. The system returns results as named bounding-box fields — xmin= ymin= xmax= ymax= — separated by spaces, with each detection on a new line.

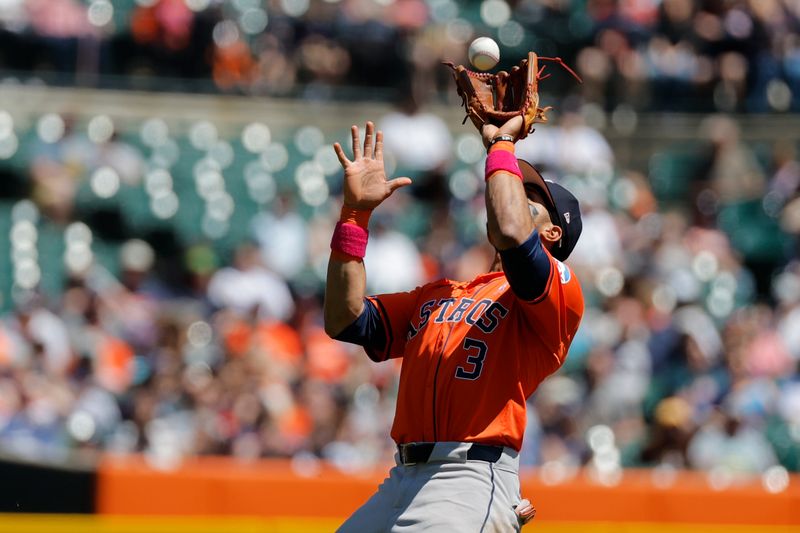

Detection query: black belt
xmin=397 ymin=443 xmax=503 ymax=465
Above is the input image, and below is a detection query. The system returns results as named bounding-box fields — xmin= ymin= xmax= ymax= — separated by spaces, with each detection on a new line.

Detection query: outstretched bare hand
xmin=333 ymin=122 xmax=412 ymax=210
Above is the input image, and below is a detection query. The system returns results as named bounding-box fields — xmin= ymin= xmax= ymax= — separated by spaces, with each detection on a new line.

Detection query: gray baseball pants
xmin=337 ymin=442 xmax=523 ymax=533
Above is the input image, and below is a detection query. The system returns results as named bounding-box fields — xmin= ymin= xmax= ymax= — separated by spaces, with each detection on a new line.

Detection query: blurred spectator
xmin=212 ymin=23 xmax=256 ymax=91
xmin=130 ymin=0 xmax=193 ymax=52
xmin=516 ymin=108 xmax=615 ymax=177
xmin=769 ymin=140 xmax=800 ymax=204
xmin=380 ymin=93 xmax=453 ymax=208
xmin=250 ymin=34 xmax=297 ymax=95
xmin=207 ymin=243 xmax=294 ymax=321
xmin=636 ymin=396 xmax=697 ymax=468
xmin=26 ymin=0 xmax=94 ymax=39
xmin=3 ymin=295 xmax=72 ymax=376
xmin=698 ymin=115 xmax=765 ymax=204
xmin=251 ymin=195 xmax=308 ymax=281
xmin=687 ymin=404 xmax=778 ymax=474
xmin=364 ymin=221 xmax=425 ymax=294
xmin=380 ymin=94 xmax=452 ymax=175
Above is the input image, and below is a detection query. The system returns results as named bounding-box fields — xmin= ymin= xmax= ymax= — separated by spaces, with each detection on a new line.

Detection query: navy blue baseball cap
xmin=518 ymin=159 xmax=582 ymax=261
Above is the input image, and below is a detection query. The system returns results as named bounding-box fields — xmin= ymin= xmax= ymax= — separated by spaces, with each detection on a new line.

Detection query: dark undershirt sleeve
xmin=498 ymin=229 xmax=552 ymax=302
xmin=333 ymin=298 xmax=387 ymax=351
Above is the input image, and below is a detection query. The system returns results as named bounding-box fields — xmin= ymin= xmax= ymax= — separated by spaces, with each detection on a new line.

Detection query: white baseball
xmin=468 ymin=37 xmax=500 ymax=71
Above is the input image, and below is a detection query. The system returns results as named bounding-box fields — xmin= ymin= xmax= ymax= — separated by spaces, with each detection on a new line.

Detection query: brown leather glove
xmin=444 ymin=52 xmax=581 ymax=140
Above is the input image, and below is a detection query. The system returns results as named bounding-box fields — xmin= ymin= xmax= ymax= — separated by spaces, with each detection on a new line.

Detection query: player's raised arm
xmin=323 ymin=122 xmax=412 ymax=337
xmin=482 ymin=116 xmax=551 ymax=251
xmin=480 ymin=116 xmax=572 ymax=301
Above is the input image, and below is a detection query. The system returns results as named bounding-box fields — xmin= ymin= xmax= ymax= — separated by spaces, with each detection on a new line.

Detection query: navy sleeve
xmin=498 ymin=229 xmax=553 ymax=302
xmin=333 ymin=298 xmax=387 ymax=354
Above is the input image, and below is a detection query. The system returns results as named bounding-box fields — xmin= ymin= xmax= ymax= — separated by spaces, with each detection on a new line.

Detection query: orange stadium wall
xmin=95 ymin=455 xmax=800 ymax=526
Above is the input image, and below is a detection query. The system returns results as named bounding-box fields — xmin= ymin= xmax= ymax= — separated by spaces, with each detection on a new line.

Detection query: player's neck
xmin=489 ymin=253 xmax=502 ymax=273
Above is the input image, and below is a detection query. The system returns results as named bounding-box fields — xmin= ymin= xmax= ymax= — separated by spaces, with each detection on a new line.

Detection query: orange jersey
xmin=367 ymin=251 xmax=583 ymax=451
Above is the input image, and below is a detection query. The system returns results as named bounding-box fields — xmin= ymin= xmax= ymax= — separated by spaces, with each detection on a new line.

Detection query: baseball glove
xmin=443 ymin=52 xmax=581 ymax=139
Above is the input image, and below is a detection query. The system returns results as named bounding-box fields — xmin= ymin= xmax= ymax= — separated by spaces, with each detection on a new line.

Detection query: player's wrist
xmin=340 ymin=205 xmax=372 ymax=229
xmin=485 ymin=145 xmax=523 ymax=182
xmin=488 ymin=134 xmax=516 ymax=151
xmin=331 ymin=205 xmax=372 ymax=261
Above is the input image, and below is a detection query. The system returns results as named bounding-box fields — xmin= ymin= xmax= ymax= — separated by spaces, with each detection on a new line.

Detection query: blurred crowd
xmin=0 ymin=96 xmax=798 ymax=487
xmin=1 ymin=0 xmax=800 ymax=112
xmin=0 ymin=0 xmax=799 ymax=484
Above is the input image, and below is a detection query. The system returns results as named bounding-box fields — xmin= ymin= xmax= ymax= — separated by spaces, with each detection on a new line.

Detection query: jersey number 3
xmin=455 ymin=337 xmax=487 ymax=380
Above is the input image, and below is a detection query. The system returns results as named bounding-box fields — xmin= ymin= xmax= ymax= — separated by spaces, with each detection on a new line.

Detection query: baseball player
xmin=325 ymin=115 xmax=584 ymax=532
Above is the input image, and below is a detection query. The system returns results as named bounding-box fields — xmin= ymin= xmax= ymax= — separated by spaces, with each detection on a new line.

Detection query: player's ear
xmin=540 ymin=223 xmax=562 ymax=245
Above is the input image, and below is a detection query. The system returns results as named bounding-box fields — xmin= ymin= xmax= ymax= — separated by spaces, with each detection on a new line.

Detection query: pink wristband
xmin=485 ymin=150 xmax=523 ymax=181
xmin=331 ymin=221 xmax=369 ymax=258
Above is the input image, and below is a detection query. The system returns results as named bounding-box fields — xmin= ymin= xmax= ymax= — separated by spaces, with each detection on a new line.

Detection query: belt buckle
xmin=399 ymin=444 xmax=415 ymax=466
